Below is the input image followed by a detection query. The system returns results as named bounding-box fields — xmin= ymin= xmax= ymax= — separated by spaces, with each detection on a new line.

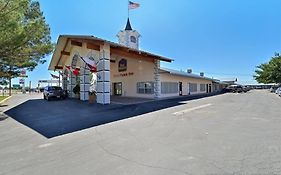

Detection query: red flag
xmin=80 ymin=56 xmax=97 ymax=72
xmin=66 ymin=65 xmax=71 ymax=70
xmin=73 ymin=68 xmax=80 ymax=76
xmin=65 ymin=65 xmax=80 ymax=76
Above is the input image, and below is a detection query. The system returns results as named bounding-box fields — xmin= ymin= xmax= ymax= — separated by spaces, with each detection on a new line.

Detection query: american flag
xmin=80 ymin=56 xmax=97 ymax=72
xmin=129 ymin=1 xmax=140 ymax=10
xmin=50 ymin=73 xmax=59 ymax=79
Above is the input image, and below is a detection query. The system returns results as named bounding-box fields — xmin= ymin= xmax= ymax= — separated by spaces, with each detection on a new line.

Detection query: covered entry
xmin=48 ymin=35 xmax=172 ymax=104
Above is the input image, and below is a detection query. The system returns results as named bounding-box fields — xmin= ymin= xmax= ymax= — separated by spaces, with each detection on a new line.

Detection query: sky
xmin=14 ymin=0 xmax=281 ymax=87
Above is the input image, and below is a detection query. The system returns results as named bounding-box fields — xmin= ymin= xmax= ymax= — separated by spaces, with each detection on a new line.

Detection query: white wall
xmin=110 ymin=56 xmax=155 ymax=98
xmin=159 ymin=73 xmax=212 ymax=98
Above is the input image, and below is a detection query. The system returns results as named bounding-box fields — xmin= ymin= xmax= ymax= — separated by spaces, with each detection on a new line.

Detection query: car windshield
xmin=49 ymin=87 xmax=62 ymax=90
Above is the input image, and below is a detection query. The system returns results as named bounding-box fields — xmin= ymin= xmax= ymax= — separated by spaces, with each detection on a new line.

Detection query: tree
xmin=0 ymin=78 xmax=8 ymax=85
xmin=0 ymin=0 xmax=53 ymax=95
xmin=254 ymin=53 xmax=281 ymax=84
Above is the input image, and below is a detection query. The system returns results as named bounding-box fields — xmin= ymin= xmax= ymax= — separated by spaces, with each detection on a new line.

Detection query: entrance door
xmin=208 ymin=84 xmax=212 ymax=93
xmin=113 ymin=82 xmax=122 ymax=96
xmin=179 ymin=82 xmax=183 ymax=96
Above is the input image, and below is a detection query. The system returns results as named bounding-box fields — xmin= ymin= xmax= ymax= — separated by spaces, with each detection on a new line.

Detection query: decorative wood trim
xmin=54 ymin=66 xmax=64 ymax=70
xmin=55 ymin=38 xmax=69 ymax=71
xmin=61 ymin=51 xmax=70 ymax=56
xmin=86 ymin=43 xmax=100 ymax=51
xmin=110 ymin=47 xmax=155 ymax=63
xmin=71 ymin=40 xmax=83 ymax=47
xmin=83 ymin=39 xmax=104 ymax=46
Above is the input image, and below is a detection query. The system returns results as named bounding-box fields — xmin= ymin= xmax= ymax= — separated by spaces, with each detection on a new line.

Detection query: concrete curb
xmin=0 ymin=96 xmax=12 ymax=104
xmin=111 ymin=92 xmax=224 ymax=106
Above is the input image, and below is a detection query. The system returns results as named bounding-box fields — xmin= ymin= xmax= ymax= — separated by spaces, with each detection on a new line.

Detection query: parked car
xmin=43 ymin=86 xmax=67 ymax=101
xmin=226 ymin=85 xmax=244 ymax=93
xmin=278 ymin=89 xmax=281 ymax=97
xmin=270 ymin=86 xmax=278 ymax=93
xmin=242 ymin=86 xmax=251 ymax=92
xmin=275 ymin=87 xmax=281 ymax=95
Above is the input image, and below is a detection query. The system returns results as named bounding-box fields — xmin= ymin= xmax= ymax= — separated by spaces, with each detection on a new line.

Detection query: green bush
xmin=73 ymin=84 xmax=80 ymax=94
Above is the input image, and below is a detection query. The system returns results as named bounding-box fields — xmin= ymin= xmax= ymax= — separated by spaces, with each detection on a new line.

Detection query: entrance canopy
xmin=48 ymin=35 xmax=173 ymax=71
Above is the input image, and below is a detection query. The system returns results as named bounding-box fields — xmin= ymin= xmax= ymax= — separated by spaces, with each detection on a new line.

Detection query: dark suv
xmin=43 ymin=86 xmax=67 ymax=101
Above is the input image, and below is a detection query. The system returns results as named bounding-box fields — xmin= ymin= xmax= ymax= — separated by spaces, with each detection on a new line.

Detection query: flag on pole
xmin=80 ymin=56 xmax=97 ymax=72
xmin=59 ymin=71 xmax=64 ymax=77
xmin=50 ymin=73 xmax=59 ymax=79
xmin=129 ymin=1 xmax=140 ymax=10
xmin=66 ymin=66 xmax=80 ymax=76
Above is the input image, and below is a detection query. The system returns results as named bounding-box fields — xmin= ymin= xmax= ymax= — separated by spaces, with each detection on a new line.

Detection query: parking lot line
xmin=173 ymin=103 xmax=212 ymax=116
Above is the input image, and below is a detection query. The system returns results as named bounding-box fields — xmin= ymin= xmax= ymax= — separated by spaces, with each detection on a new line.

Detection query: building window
xmin=161 ymin=82 xmax=179 ymax=94
xmin=130 ymin=36 xmax=136 ymax=43
xmin=189 ymin=83 xmax=197 ymax=92
xmin=200 ymin=84 xmax=206 ymax=92
xmin=137 ymin=82 xmax=154 ymax=94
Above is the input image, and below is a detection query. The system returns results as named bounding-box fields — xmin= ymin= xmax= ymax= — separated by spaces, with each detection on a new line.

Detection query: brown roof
xmin=48 ymin=35 xmax=173 ymax=70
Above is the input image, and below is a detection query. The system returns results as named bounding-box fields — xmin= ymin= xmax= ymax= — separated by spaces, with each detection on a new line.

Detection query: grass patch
xmin=0 ymin=96 xmax=9 ymax=102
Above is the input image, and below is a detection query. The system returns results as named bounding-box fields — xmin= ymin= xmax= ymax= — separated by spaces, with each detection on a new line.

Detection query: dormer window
xmin=130 ymin=36 xmax=136 ymax=43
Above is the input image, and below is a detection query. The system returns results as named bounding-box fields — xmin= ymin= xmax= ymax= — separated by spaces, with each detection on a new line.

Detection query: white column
xmin=96 ymin=44 xmax=111 ymax=104
xmin=67 ymin=71 xmax=77 ymax=98
xmin=154 ymin=59 xmax=161 ymax=99
xmin=80 ymin=63 xmax=90 ymax=101
xmin=62 ymin=75 xmax=68 ymax=90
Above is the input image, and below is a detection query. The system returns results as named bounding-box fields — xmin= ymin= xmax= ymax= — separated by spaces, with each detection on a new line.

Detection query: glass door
xmin=113 ymin=82 xmax=122 ymax=96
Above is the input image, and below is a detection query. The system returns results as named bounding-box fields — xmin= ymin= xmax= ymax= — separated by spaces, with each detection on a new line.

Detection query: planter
xmin=75 ymin=93 xmax=80 ymax=99
xmin=89 ymin=93 xmax=96 ymax=103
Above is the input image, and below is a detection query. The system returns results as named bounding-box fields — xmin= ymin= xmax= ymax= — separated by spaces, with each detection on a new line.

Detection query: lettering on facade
xmin=118 ymin=59 xmax=127 ymax=72
xmin=113 ymin=72 xmax=134 ymax=78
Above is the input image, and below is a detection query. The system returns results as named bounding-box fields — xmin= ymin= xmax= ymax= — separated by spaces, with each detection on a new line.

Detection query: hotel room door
xmin=179 ymin=82 xmax=183 ymax=96
xmin=113 ymin=82 xmax=122 ymax=96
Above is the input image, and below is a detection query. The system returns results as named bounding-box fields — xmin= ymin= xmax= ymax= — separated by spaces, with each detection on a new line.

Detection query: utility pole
xmin=8 ymin=66 xmax=12 ymax=96
xmin=9 ymin=76 xmax=11 ymax=96
xmin=29 ymin=81 xmax=31 ymax=93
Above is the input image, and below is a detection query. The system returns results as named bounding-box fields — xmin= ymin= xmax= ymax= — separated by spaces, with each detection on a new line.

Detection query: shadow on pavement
xmin=0 ymin=116 xmax=8 ymax=121
xmin=4 ymin=92 xmax=223 ymax=138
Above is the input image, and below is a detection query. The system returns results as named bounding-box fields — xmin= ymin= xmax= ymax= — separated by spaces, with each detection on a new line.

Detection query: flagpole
xmin=128 ymin=0 xmax=129 ymax=18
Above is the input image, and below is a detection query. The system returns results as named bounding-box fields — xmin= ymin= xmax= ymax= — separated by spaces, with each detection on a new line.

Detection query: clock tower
xmin=117 ymin=18 xmax=140 ymax=50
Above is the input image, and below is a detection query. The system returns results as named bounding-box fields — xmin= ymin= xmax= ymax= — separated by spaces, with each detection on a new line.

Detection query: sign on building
xmin=19 ymin=79 xmax=25 ymax=84
xmin=19 ymin=69 xmax=28 ymax=78
xmin=118 ymin=59 xmax=127 ymax=72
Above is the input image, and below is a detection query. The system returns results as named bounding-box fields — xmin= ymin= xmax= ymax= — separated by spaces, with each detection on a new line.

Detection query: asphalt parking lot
xmin=1 ymin=90 xmax=281 ymax=175
xmin=1 ymin=93 xmax=216 ymax=138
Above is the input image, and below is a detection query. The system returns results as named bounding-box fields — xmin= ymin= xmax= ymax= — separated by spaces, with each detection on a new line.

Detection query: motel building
xmin=48 ymin=18 xmax=227 ymax=104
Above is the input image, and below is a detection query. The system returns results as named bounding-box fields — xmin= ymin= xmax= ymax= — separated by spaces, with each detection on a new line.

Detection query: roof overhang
xmin=48 ymin=35 xmax=173 ymax=71
xmin=160 ymin=68 xmax=213 ymax=81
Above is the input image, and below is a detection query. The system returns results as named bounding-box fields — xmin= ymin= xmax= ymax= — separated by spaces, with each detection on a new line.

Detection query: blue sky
xmin=14 ymin=0 xmax=281 ymax=86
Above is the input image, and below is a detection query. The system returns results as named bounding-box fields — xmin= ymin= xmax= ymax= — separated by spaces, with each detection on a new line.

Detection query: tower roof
xmin=125 ymin=18 xmax=132 ymax=30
